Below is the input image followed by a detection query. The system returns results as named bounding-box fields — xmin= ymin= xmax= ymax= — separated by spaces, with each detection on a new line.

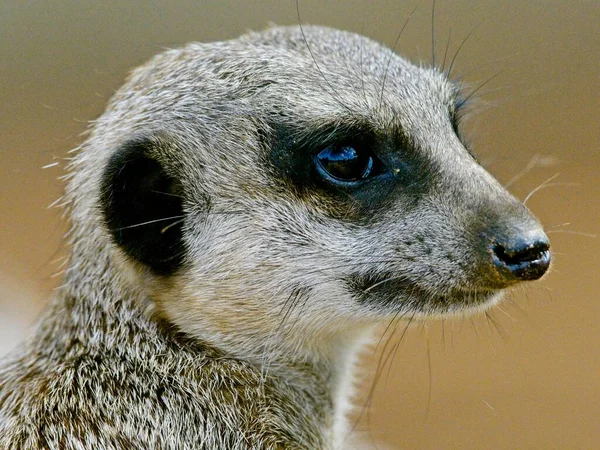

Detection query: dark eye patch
xmin=268 ymin=121 xmax=385 ymax=187
xmin=265 ymin=120 xmax=424 ymax=223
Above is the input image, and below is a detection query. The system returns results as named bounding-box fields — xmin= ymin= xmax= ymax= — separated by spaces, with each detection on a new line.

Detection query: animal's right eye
xmin=315 ymin=144 xmax=385 ymax=184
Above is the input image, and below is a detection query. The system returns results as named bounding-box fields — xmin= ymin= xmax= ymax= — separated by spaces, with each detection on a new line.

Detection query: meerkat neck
xmin=32 ymin=261 xmax=149 ymax=355
xmin=34 ymin=248 xmax=369 ymax=443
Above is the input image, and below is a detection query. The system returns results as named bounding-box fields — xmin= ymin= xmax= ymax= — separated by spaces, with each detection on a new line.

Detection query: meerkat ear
xmin=100 ymin=137 xmax=185 ymax=275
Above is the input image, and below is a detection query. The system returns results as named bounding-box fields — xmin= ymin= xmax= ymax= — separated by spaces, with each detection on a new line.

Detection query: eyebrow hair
xmin=265 ymin=117 xmax=381 ymax=163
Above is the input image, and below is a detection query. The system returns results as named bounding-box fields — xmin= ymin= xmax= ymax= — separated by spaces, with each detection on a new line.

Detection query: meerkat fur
xmin=0 ymin=25 xmax=550 ymax=449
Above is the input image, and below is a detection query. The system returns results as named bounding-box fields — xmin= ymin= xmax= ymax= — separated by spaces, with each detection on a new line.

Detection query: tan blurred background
xmin=1 ymin=1 xmax=598 ymax=448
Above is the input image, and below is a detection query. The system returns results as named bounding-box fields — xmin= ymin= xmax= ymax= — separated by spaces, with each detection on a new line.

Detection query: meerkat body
xmin=0 ymin=26 xmax=551 ymax=449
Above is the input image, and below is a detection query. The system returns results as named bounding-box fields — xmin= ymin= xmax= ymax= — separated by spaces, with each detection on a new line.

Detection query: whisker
xmin=483 ymin=310 xmax=494 ymax=337
xmin=48 ymin=196 xmax=67 ymax=209
xmin=352 ymin=308 xmax=414 ymax=433
xmin=358 ymin=17 xmax=369 ymax=107
xmin=546 ymin=230 xmax=597 ymax=239
xmin=373 ymin=308 xmax=408 ymax=357
xmin=521 ymin=173 xmax=560 ymax=204
xmin=151 ymin=190 xmax=183 ymax=198
xmin=494 ymin=304 xmax=516 ymax=322
xmin=378 ymin=1 xmax=421 ymax=107
xmin=547 ymin=222 xmax=571 ymax=229
xmin=276 ymin=288 xmax=306 ymax=332
xmin=459 ymin=67 xmax=509 ymax=107
xmin=522 ymin=172 xmax=560 ymax=203
xmin=503 ymin=154 xmax=542 ymax=188
xmin=486 ymin=310 xmax=506 ymax=341
xmin=286 ymin=290 xmax=313 ymax=332
xmin=470 ymin=316 xmax=479 ymax=339
xmin=295 ymin=1 xmax=352 ymax=114
xmin=523 ymin=181 xmax=580 ymax=205
xmin=160 ymin=219 xmax=184 ymax=234
xmin=469 ymin=82 xmax=527 ymax=101
xmin=504 ymin=295 xmax=529 ymax=319
xmin=261 ymin=288 xmax=308 ymax=380
xmin=115 ymin=215 xmax=185 ymax=231
xmin=447 ymin=19 xmax=486 ymax=76
xmin=363 ymin=273 xmax=411 ymax=293
xmin=440 ymin=27 xmax=452 ymax=73
xmin=384 ymin=311 xmax=417 ymax=387
xmin=42 ymin=161 xmax=60 ymax=169
xmin=542 ymin=285 xmax=554 ymax=303
xmin=430 ymin=0 xmax=437 ymax=68
xmin=440 ymin=318 xmax=446 ymax=352
xmin=115 ymin=209 xmax=247 ymax=232
xmin=482 ymin=399 xmax=497 ymax=415
xmin=425 ymin=330 xmax=433 ymax=417
xmin=457 ymin=50 xmax=524 ymax=82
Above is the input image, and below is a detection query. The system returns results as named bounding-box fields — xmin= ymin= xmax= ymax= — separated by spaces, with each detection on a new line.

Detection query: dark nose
xmin=491 ymin=233 xmax=551 ymax=281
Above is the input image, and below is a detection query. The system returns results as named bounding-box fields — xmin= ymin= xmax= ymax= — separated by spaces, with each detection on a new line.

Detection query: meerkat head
xmin=71 ymin=26 xmax=550 ymax=360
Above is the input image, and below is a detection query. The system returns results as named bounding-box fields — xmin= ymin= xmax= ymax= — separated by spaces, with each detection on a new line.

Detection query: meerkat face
xmin=95 ymin=26 xmax=550 ymax=345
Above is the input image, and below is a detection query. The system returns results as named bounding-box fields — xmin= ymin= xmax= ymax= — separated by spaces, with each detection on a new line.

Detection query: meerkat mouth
xmin=348 ymin=272 xmax=505 ymax=317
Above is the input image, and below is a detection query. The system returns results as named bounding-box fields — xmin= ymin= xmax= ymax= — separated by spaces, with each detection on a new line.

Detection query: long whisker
xmin=485 ymin=310 xmax=506 ymax=341
xmin=447 ymin=19 xmax=486 ymax=76
xmin=295 ymin=0 xmax=352 ymax=113
xmin=504 ymin=153 xmax=556 ymax=189
xmin=503 ymin=154 xmax=542 ymax=188
xmin=425 ymin=329 xmax=433 ymax=417
xmin=160 ymin=219 xmax=184 ymax=234
xmin=470 ymin=316 xmax=479 ymax=339
xmin=276 ymin=288 xmax=306 ymax=332
xmin=352 ymin=309 xmax=415 ymax=433
xmin=494 ymin=304 xmax=516 ymax=322
xmin=524 ymin=181 xmax=580 ymax=205
xmin=457 ymin=51 xmax=524 ymax=81
xmin=459 ymin=67 xmax=509 ymax=107
xmin=372 ymin=311 xmax=403 ymax=357
xmin=441 ymin=28 xmax=452 ymax=73
xmin=547 ymin=222 xmax=571 ymax=229
xmin=151 ymin=190 xmax=183 ymax=198
xmin=383 ymin=310 xmax=417 ymax=387
xmin=546 ymin=230 xmax=597 ymax=239
xmin=521 ymin=173 xmax=560 ymax=204
xmin=378 ymin=1 xmax=421 ymax=107
xmin=358 ymin=17 xmax=369 ymax=107
xmin=440 ymin=318 xmax=446 ymax=352
xmin=115 ymin=215 xmax=185 ymax=231
xmin=363 ymin=273 xmax=411 ymax=293
xmin=115 ymin=209 xmax=245 ymax=232
xmin=430 ymin=0 xmax=437 ymax=68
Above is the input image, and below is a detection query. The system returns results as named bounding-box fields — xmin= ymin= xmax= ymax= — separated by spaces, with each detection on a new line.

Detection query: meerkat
xmin=0 ymin=25 xmax=551 ymax=449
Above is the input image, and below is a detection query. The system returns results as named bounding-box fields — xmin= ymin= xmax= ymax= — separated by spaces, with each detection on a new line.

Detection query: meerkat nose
xmin=490 ymin=231 xmax=551 ymax=281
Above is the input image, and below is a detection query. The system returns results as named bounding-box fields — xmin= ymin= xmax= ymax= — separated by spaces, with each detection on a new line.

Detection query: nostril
xmin=493 ymin=241 xmax=549 ymax=265
xmin=491 ymin=237 xmax=551 ymax=281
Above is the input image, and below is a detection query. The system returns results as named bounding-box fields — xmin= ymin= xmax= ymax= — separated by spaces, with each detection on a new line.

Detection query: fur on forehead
xmin=95 ymin=25 xmax=458 ymax=141
xmin=245 ymin=26 xmax=458 ymax=133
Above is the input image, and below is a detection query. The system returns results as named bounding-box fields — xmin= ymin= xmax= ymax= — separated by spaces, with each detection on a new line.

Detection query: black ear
xmin=100 ymin=138 xmax=185 ymax=275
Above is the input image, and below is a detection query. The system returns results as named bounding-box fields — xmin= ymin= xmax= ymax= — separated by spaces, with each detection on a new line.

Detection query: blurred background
xmin=1 ymin=1 xmax=598 ymax=448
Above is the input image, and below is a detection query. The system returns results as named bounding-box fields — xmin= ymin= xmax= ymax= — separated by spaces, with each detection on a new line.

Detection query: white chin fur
xmin=413 ymin=290 xmax=506 ymax=321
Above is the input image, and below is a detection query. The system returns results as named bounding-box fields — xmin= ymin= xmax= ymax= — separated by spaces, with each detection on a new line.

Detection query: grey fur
xmin=0 ymin=26 xmax=549 ymax=449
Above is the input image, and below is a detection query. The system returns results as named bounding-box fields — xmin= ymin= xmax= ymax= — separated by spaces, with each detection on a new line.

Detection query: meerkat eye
xmin=315 ymin=144 xmax=382 ymax=182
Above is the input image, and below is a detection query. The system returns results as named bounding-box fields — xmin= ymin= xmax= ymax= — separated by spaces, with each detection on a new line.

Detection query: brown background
xmin=1 ymin=1 xmax=598 ymax=448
